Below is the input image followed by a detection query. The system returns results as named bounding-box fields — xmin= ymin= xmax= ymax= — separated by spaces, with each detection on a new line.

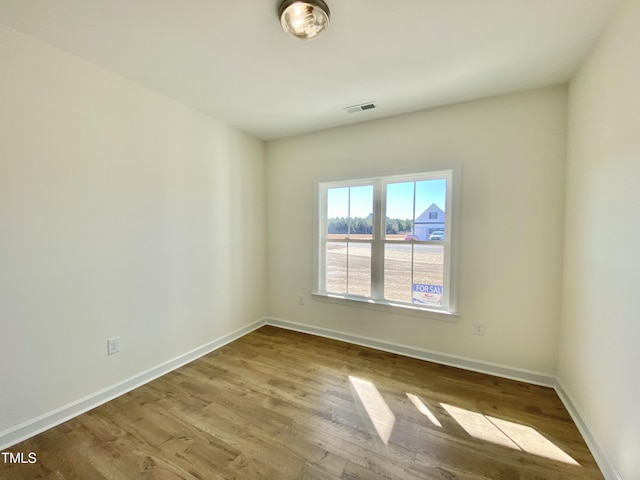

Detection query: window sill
xmin=310 ymin=293 xmax=459 ymax=322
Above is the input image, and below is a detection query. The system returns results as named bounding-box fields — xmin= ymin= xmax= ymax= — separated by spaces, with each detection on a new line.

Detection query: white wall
xmin=0 ymin=25 xmax=266 ymax=434
xmin=560 ymin=0 xmax=640 ymax=478
xmin=266 ymin=86 xmax=567 ymax=375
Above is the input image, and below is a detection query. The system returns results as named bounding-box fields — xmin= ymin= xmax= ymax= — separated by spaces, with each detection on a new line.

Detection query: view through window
xmin=318 ymin=171 xmax=454 ymax=313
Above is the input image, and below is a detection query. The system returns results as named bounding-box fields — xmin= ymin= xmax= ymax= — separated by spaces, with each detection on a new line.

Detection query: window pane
xmin=348 ymin=243 xmax=371 ymax=297
xmin=386 ymin=182 xmax=414 ymax=240
xmin=327 ymin=188 xmax=349 ymax=236
xmin=384 ymin=243 xmax=412 ymax=302
xmin=414 ymin=179 xmax=446 ymax=241
xmin=349 ymin=185 xmax=373 ymax=240
xmin=326 ymin=242 xmax=347 ymax=293
xmin=412 ymin=244 xmax=444 ymax=306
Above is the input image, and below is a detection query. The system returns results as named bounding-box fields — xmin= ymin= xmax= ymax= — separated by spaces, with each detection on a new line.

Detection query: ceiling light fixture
xmin=278 ymin=0 xmax=330 ymax=40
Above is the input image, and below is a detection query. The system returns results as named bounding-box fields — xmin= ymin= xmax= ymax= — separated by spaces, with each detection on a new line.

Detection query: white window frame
xmin=313 ymin=168 xmax=459 ymax=318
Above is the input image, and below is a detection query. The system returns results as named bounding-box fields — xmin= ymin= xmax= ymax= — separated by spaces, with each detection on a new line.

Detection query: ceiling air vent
xmin=344 ymin=102 xmax=377 ymax=114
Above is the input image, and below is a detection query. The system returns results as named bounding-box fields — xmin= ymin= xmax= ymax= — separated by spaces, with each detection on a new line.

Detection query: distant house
xmin=413 ymin=203 xmax=445 ymax=240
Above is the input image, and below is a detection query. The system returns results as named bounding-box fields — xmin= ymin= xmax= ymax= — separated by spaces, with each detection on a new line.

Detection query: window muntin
xmin=317 ymin=171 xmax=455 ymax=313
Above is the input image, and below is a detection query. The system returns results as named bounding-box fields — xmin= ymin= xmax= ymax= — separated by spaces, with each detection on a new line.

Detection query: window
xmin=315 ymin=170 xmax=457 ymax=315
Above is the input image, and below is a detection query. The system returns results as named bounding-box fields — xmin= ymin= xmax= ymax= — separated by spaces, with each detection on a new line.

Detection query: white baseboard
xmin=554 ymin=378 xmax=623 ymax=480
xmin=0 ymin=318 xmax=266 ymax=451
xmin=265 ymin=317 xmax=556 ymax=387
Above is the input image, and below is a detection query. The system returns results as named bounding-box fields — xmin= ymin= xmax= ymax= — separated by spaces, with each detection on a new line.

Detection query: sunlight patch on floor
xmin=406 ymin=393 xmax=442 ymax=428
xmin=442 ymin=403 xmax=520 ymax=449
xmin=487 ymin=415 xmax=580 ymax=466
xmin=349 ymin=376 xmax=396 ymax=444
xmin=441 ymin=403 xmax=580 ymax=466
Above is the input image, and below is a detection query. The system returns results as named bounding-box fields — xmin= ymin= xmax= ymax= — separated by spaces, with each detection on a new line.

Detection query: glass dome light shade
xmin=279 ymin=0 xmax=330 ymax=40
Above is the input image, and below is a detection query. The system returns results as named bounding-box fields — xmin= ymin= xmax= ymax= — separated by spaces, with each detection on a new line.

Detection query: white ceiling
xmin=0 ymin=0 xmax=620 ymax=140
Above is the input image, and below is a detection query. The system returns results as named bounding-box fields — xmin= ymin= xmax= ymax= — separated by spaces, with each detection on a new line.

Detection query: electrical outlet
xmin=298 ymin=295 xmax=305 ymax=306
xmin=473 ymin=323 xmax=485 ymax=336
xmin=107 ymin=337 xmax=120 ymax=355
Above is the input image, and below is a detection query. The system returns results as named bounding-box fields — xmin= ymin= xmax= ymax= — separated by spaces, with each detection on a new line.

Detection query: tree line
xmin=327 ymin=217 xmax=413 ymax=235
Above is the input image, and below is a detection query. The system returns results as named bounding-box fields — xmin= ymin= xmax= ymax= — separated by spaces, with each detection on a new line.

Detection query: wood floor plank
xmin=1 ymin=326 xmax=603 ymax=480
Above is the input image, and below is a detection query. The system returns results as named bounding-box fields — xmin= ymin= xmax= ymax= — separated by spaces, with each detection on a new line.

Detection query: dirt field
xmin=326 ymin=240 xmax=443 ymax=303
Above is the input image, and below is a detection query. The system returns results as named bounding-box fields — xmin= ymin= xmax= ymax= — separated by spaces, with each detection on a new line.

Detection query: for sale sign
xmin=412 ymin=284 xmax=443 ymax=306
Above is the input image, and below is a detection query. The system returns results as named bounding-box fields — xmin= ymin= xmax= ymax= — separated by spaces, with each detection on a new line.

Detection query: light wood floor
xmin=2 ymin=326 xmax=603 ymax=479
